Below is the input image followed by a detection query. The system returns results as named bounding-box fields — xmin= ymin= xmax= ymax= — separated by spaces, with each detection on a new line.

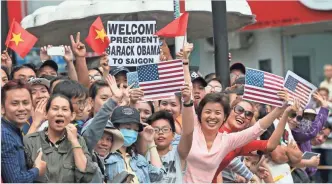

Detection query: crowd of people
xmin=1 ymin=31 xmax=332 ymax=183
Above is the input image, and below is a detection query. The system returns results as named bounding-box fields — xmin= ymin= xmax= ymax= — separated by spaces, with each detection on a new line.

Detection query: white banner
xmin=106 ymin=21 xmax=160 ymax=66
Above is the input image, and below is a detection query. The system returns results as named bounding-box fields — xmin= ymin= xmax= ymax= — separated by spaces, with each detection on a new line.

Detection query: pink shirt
xmin=183 ymin=120 xmax=266 ymax=183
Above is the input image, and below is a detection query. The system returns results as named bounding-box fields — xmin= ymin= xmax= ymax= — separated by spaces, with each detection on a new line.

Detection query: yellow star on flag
xmin=95 ymin=28 xmax=107 ymax=43
xmin=10 ymin=32 xmax=24 ymax=46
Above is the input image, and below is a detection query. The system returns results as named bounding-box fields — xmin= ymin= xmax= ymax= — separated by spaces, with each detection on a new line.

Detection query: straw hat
xmin=104 ymin=121 xmax=124 ymax=153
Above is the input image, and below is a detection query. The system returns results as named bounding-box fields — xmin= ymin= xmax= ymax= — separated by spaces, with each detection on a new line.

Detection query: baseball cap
xmin=110 ymin=66 xmax=130 ymax=76
xmin=190 ymin=70 xmax=207 ymax=87
xmin=111 ymin=106 xmax=143 ymax=132
xmin=230 ymin=63 xmax=246 ymax=74
xmin=28 ymin=77 xmax=50 ymax=89
xmin=104 ymin=121 xmax=124 ymax=153
xmin=38 ymin=60 xmax=58 ymax=72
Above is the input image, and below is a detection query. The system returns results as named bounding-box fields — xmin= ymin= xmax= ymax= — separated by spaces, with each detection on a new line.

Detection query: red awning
xmin=244 ymin=1 xmax=332 ymax=30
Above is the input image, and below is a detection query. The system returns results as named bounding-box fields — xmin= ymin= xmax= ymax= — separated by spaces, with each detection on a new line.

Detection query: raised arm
xmin=292 ymin=92 xmax=329 ymax=143
xmin=267 ymin=99 xmax=300 ymax=152
xmin=70 ymin=32 xmax=90 ymax=88
xmin=82 ymin=75 xmax=122 ymax=152
xmin=63 ymin=45 xmax=78 ymax=81
xmin=177 ymin=84 xmax=194 ymax=160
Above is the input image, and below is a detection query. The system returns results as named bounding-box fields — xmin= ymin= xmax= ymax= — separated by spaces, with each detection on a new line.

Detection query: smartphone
xmin=302 ymin=151 xmax=320 ymax=160
xmin=47 ymin=46 xmax=65 ymax=56
xmin=127 ymin=72 xmax=139 ymax=89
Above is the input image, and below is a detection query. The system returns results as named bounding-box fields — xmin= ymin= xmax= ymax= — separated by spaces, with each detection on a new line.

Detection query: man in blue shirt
xmin=1 ymin=80 xmax=46 ymax=183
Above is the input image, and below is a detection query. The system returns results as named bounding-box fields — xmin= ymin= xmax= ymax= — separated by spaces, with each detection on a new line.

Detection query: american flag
xmin=137 ymin=59 xmax=184 ymax=101
xmin=284 ymin=73 xmax=314 ymax=108
xmin=243 ymin=68 xmax=284 ymax=107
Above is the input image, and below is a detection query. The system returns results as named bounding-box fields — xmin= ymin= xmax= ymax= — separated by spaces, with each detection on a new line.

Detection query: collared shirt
xmin=23 ymin=130 xmax=97 ymax=183
xmin=44 ymin=128 xmax=67 ymax=148
xmin=1 ymin=118 xmax=39 ymax=183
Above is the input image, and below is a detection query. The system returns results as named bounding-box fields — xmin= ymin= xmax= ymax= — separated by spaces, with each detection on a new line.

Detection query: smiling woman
xmin=184 ymin=92 xmax=288 ymax=183
xmin=23 ymin=94 xmax=97 ymax=183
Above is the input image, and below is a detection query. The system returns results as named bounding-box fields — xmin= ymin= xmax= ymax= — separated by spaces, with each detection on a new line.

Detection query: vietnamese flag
xmin=155 ymin=12 xmax=189 ymax=37
xmin=5 ymin=20 xmax=38 ymax=58
xmin=85 ymin=16 xmax=110 ymax=54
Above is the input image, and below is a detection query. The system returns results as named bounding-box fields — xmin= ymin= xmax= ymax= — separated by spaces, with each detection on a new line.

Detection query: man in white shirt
xmin=320 ymin=64 xmax=332 ymax=100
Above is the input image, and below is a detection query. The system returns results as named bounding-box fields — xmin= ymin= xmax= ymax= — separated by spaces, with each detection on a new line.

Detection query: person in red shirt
xmin=212 ymin=95 xmax=298 ymax=183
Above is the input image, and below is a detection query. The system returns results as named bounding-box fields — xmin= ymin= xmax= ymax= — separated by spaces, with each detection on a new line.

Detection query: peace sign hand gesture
xmin=70 ymin=32 xmax=86 ymax=57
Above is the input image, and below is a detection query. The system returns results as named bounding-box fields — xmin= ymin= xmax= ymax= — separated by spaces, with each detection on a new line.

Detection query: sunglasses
xmin=234 ymin=105 xmax=254 ymax=120
xmin=288 ymin=112 xmax=316 ymax=122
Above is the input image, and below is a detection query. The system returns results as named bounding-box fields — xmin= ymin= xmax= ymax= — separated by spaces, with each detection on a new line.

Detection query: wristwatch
xmin=183 ymin=100 xmax=194 ymax=107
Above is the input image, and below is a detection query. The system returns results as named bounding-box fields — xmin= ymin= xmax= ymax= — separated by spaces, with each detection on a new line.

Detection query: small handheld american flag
xmin=243 ymin=68 xmax=284 ymax=107
xmin=137 ymin=59 xmax=185 ymax=101
xmin=283 ymin=71 xmax=317 ymax=108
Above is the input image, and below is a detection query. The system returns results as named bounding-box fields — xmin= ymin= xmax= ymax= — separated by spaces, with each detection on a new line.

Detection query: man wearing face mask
xmin=291 ymin=92 xmax=329 ymax=177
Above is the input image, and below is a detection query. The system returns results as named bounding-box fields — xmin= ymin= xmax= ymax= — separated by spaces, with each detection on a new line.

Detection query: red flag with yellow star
xmin=5 ymin=20 xmax=38 ymax=58
xmin=85 ymin=16 xmax=110 ymax=54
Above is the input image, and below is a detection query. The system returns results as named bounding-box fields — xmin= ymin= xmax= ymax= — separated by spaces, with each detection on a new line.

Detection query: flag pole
xmin=5 ymin=18 xmax=15 ymax=52
xmin=174 ymin=0 xmax=186 ymax=53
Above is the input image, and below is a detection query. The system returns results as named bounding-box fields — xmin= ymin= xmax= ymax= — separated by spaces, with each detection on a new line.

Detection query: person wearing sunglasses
xmin=205 ymin=78 xmax=222 ymax=94
xmin=88 ymin=68 xmax=103 ymax=86
xmin=290 ymin=92 xmax=330 ymax=177
xmin=211 ymin=91 xmax=298 ymax=183
xmin=183 ymin=89 xmax=290 ymax=183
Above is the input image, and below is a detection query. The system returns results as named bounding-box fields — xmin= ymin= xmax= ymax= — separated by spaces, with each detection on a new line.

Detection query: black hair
xmin=205 ymin=73 xmax=216 ymax=81
xmin=197 ymin=93 xmax=230 ymax=123
xmin=146 ymin=101 xmax=155 ymax=114
xmin=159 ymin=92 xmax=182 ymax=107
xmin=52 ymin=79 xmax=88 ymax=100
xmin=89 ymin=80 xmax=109 ymax=100
xmin=207 ymin=78 xmax=222 ymax=86
xmin=146 ymin=111 xmax=176 ymax=133
xmin=50 ymin=76 xmax=69 ymax=90
xmin=323 ymin=122 xmax=332 ymax=131
xmin=10 ymin=64 xmax=37 ymax=79
xmin=1 ymin=65 xmax=10 ymax=79
xmin=89 ymin=67 xmax=103 ymax=76
xmin=46 ymin=94 xmax=74 ymax=113
xmin=1 ymin=80 xmax=32 ymax=106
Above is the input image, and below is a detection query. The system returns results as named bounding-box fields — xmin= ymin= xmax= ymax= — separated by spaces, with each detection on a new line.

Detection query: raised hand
xmin=70 ymin=32 xmax=86 ymax=57
xmin=105 ymin=74 xmax=123 ymax=102
xmin=286 ymin=98 xmax=300 ymax=113
xmin=40 ymin=45 xmax=52 ymax=61
xmin=99 ymin=53 xmax=110 ymax=75
xmin=313 ymin=91 xmax=328 ymax=108
xmin=277 ymin=88 xmax=290 ymax=107
xmin=1 ymin=50 xmax=13 ymax=69
xmin=129 ymin=88 xmax=144 ymax=104
xmin=141 ymin=125 xmax=155 ymax=144
xmin=63 ymin=45 xmax=73 ymax=62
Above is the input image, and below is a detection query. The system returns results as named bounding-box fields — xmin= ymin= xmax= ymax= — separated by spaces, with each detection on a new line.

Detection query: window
xmin=259 ymin=59 xmax=272 ymax=73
